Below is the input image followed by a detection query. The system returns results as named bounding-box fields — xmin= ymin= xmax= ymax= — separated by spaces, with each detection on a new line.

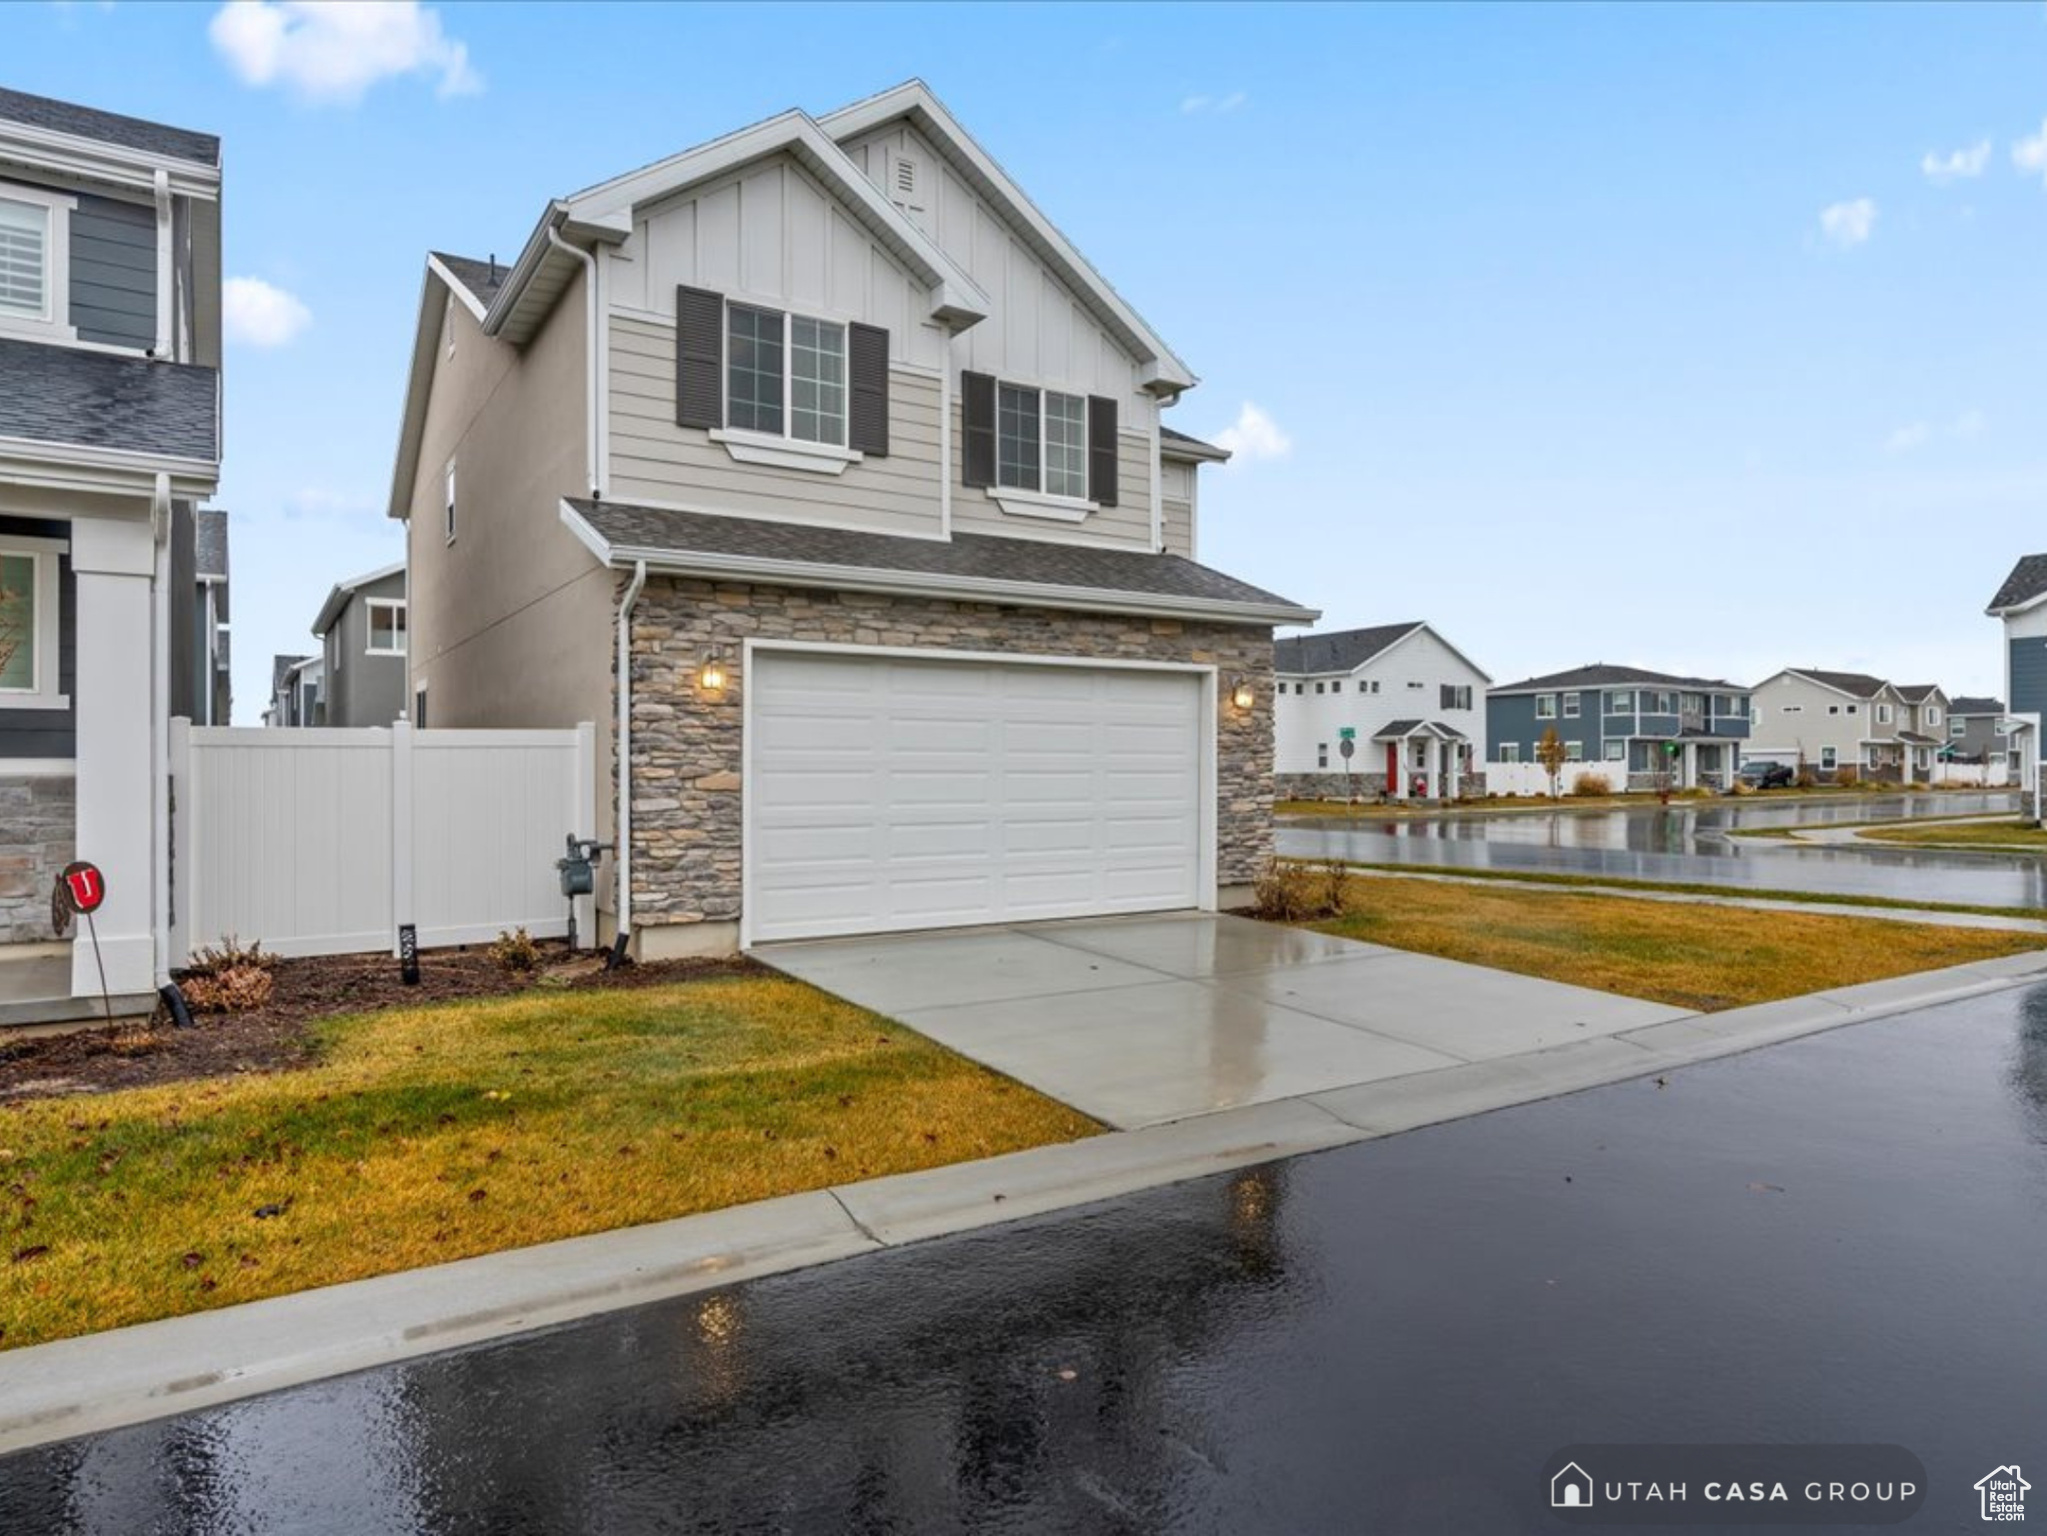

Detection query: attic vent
xmin=894 ymin=158 xmax=917 ymax=196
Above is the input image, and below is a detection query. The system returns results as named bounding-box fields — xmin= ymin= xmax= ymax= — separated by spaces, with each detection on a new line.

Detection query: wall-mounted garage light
xmin=1230 ymin=677 xmax=1256 ymax=711
xmin=699 ymin=651 xmax=728 ymax=693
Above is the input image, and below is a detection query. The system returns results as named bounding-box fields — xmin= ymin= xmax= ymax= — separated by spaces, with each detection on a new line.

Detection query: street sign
xmin=1339 ymin=737 xmax=1355 ymax=760
xmin=1338 ymin=726 xmax=1356 ymax=740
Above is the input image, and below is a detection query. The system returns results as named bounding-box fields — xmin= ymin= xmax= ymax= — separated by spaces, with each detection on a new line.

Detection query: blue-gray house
xmin=1488 ymin=665 xmax=1752 ymax=790
xmin=1986 ymin=554 xmax=2047 ymax=807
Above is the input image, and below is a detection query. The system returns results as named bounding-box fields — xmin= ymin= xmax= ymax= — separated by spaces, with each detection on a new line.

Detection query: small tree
xmin=1535 ymin=727 xmax=1568 ymax=799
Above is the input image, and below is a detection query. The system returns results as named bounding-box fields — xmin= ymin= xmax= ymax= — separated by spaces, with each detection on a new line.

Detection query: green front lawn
xmin=1859 ymin=817 xmax=2047 ymax=851
xmin=0 ymin=975 xmax=1095 ymax=1349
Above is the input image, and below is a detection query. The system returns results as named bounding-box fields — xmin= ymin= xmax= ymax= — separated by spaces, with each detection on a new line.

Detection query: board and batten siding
xmin=608 ymin=312 xmax=945 ymax=539
xmin=604 ymin=154 xmax=949 ymax=373
xmin=70 ymin=191 xmax=156 ymax=351
xmin=837 ymin=121 xmax=1157 ymax=431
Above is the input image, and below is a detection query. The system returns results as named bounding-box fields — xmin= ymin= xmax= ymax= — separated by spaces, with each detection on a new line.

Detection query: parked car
xmin=1737 ymin=760 xmax=1796 ymax=790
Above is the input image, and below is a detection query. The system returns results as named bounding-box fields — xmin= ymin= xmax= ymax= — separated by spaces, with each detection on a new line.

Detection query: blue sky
xmin=15 ymin=1 xmax=2047 ymax=713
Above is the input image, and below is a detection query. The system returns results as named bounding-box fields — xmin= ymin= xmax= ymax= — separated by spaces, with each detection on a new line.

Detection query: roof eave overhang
xmin=0 ymin=120 xmax=220 ymax=200
xmin=819 ymin=82 xmax=1196 ymax=394
xmin=0 ymin=434 xmax=217 ymax=501
xmin=386 ymin=262 xmax=449 ymax=519
xmin=1160 ymin=437 xmax=1231 ymax=465
xmin=560 ymin=500 xmax=1316 ymax=628
xmin=1987 ymin=589 xmax=2047 ymax=618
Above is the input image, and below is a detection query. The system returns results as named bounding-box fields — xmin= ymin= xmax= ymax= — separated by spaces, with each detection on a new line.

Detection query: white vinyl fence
xmin=170 ymin=720 xmax=597 ymax=961
xmin=1484 ymin=761 xmax=1626 ymax=798
xmin=1930 ymin=759 xmax=2010 ymax=788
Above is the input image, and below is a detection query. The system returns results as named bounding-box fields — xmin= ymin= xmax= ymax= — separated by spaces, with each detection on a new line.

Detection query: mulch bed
xmin=0 ymin=944 xmax=764 ymax=1102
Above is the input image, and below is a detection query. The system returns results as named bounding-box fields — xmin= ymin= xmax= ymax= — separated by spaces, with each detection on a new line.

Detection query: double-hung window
xmin=0 ymin=538 xmax=65 ymax=709
xmin=728 ymin=303 xmax=847 ymax=447
xmin=996 ymin=383 xmax=1089 ymax=499
xmin=1562 ymin=693 xmax=1581 ymax=719
xmin=1535 ymin=694 xmax=1557 ymax=719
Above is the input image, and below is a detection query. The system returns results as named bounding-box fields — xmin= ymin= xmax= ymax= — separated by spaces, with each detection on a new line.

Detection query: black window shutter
xmin=1087 ymin=395 xmax=1118 ymax=506
xmin=675 ymin=285 xmax=724 ymax=430
xmin=847 ymin=323 xmax=889 ymax=456
xmin=961 ymin=370 xmax=996 ymax=488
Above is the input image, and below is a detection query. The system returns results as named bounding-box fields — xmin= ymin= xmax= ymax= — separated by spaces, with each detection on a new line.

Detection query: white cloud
xmin=2015 ymin=120 xmax=2047 ymax=186
xmin=1884 ymin=411 xmax=1985 ymax=454
xmin=1212 ymin=402 xmax=1291 ymax=463
xmin=1180 ymin=90 xmax=1247 ymax=115
xmin=1921 ymin=139 xmax=1991 ymax=183
xmin=209 ymin=0 xmax=481 ymax=104
xmin=222 ymin=276 xmax=312 ymax=347
xmin=1819 ymin=197 xmax=1877 ymax=248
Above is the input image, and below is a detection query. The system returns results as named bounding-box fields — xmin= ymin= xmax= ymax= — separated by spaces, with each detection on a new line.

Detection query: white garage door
xmin=747 ymin=649 xmax=1205 ymax=943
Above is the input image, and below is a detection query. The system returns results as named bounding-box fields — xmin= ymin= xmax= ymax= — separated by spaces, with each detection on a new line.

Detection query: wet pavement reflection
xmin=1278 ymin=792 xmax=2047 ymax=908
xmin=5 ymin=986 xmax=2047 ymax=1532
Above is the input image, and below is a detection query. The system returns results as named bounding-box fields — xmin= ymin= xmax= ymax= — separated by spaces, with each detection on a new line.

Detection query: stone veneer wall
xmin=625 ymin=577 xmax=1276 ymax=935
xmin=1273 ymin=771 xmax=1490 ymax=802
xmin=0 ymin=772 xmax=73 ymax=944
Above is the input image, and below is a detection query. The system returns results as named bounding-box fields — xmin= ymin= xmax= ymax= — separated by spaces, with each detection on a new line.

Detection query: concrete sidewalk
xmin=4 ymin=942 xmax=2045 ymax=1454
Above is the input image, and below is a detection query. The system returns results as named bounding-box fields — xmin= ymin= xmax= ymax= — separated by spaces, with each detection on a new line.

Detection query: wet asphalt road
xmin=1277 ymin=791 xmax=2045 ymax=908
xmin=6 ymin=985 xmax=2046 ymax=1533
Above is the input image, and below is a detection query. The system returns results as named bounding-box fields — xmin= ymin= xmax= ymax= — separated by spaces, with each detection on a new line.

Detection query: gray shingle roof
xmin=567 ymin=498 xmax=1309 ymax=618
xmin=1988 ymin=554 xmax=2047 ymax=613
xmin=1893 ymin=683 xmax=1942 ymax=703
xmin=1275 ymin=622 xmax=1424 ymax=675
xmin=1159 ymin=425 xmax=1229 ymax=461
xmin=271 ymin=654 xmax=310 ymax=694
xmin=1789 ymin=668 xmax=1891 ymax=698
xmin=1950 ymin=695 xmax=2004 ymax=716
xmin=0 ymin=338 xmax=218 ymax=460
xmin=433 ymin=252 xmax=509 ymax=310
xmin=1491 ymin=663 xmax=1741 ymax=695
xmin=0 ymin=86 xmax=218 ymax=165
xmin=195 ymin=509 xmax=228 ymax=579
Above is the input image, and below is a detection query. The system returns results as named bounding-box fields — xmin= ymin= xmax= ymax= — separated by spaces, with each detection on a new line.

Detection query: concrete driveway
xmin=759 ymin=912 xmax=1691 ymax=1129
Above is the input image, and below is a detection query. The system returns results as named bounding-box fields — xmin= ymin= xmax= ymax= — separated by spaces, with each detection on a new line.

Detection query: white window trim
xmin=1534 ymin=694 xmax=1557 ymax=719
xmin=1498 ymin=743 xmax=1520 ymax=763
xmin=723 ymin=301 xmax=851 ymax=458
xmin=1562 ymin=693 xmax=1581 ymax=718
xmin=0 ymin=535 xmax=68 ymax=710
xmin=1564 ymin=740 xmax=1584 ymax=762
xmin=364 ymin=598 xmax=407 ymax=657
xmin=0 ymin=183 xmax=77 ymax=344
xmin=1604 ymin=741 xmax=1626 ymax=761
xmin=710 ymin=427 xmax=863 ymax=476
xmin=1875 ymin=703 xmax=1892 ymax=724
xmin=993 ymin=377 xmax=1098 ymax=513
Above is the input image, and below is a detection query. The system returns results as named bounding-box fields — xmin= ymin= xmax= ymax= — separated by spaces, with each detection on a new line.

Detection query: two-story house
xmin=1986 ymin=554 xmax=2047 ymax=805
xmin=1944 ymin=695 xmax=2006 ymax=766
xmin=1488 ymin=666 xmax=1751 ymax=790
xmin=1272 ymin=621 xmax=1490 ymax=800
xmin=386 ymin=82 xmax=1316 ymax=957
xmin=0 ymin=89 xmax=223 ymax=1012
xmin=305 ymin=561 xmax=406 ymax=727
xmin=1894 ymin=684 xmax=1949 ymax=779
xmin=1748 ymin=669 xmax=1932 ymax=782
xmin=264 ymin=652 xmax=317 ymax=727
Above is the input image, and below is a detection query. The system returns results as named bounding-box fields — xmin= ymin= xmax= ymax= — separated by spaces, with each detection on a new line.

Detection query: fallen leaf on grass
xmin=467 ymin=1188 xmax=487 ymax=1203
xmin=180 ymin=1251 xmax=204 ymax=1269
xmin=12 ymin=1245 xmax=47 ymax=1264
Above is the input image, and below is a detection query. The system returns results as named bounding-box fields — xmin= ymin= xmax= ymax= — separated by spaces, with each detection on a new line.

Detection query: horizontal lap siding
xmin=608 ymin=314 xmax=943 ymax=539
xmin=947 ymin=406 xmax=1156 ymax=549
xmin=71 ymin=193 xmax=155 ymax=351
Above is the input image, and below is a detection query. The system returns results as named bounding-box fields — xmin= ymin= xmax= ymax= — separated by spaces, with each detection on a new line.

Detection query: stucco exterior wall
xmin=624 ymin=576 xmax=1275 ymax=947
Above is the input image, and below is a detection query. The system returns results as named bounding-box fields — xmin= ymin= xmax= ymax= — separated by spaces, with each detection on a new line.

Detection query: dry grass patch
xmin=1859 ymin=818 xmax=2047 ymax=851
xmin=1306 ymin=875 xmax=2040 ymax=1012
xmin=0 ymin=976 xmax=1095 ymax=1349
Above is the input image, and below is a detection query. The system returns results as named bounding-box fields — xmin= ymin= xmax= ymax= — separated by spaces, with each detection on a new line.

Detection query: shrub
xmin=185 ymin=936 xmax=274 ymax=977
xmin=1251 ymin=859 xmax=1351 ymax=922
xmin=1833 ymin=766 xmax=1860 ymax=788
xmin=176 ymin=936 xmax=276 ymax=1015
xmin=489 ymin=927 xmax=542 ymax=974
xmin=1794 ymin=767 xmax=1818 ymax=789
xmin=1570 ymin=772 xmax=1613 ymax=797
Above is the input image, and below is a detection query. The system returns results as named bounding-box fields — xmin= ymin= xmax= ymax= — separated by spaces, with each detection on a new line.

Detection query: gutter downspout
xmin=152 ymin=170 xmax=173 ymax=360
xmin=150 ymin=472 xmax=172 ymax=989
xmin=544 ymin=226 xmax=606 ymax=498
xmin=614 ymin=559 xmax=648 ymax=958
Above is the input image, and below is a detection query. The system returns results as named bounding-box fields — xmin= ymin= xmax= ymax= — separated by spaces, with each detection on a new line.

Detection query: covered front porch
xmin=1372 ymin=719 xmax=1472 ymax=802
xmin=1628 ymin=734 xmax=1738 ymax=791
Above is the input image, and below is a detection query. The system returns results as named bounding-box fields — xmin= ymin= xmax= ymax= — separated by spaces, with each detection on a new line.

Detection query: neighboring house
xmin=263 ymin=652 xmax=318 ymax=727
xmin=1272 ymin=621 xmax=1491 ymax=800
xmin=1986 ymin=553 xmax=2047 ymax=804
xmin=1748 ymin=669 xmax=1936 ymax=782
xmin=175 ymin=505 xmax=230 ymax=725
xmin=1488 ymin=666 xmax=1751 ymax=789
xmin=1893 ymin=683 xmax=1948 ymax=775
xmin=308 ymin=561 xmax=406 ymax=727
xmin=1944 ymin=695 xmax=2006 ymax=765
xmin=386 ymin=80 xmax=1316 ymax=956
xmin=0 ymin=88 xmax=222 ymax=1006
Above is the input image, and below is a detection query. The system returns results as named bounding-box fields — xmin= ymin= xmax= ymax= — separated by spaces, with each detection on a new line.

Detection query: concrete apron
xmin=3 ymin=949 xmax=2045 ymax=1454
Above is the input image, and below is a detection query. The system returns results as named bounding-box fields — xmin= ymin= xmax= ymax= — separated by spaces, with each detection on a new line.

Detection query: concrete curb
xmin=3 ymin=950 xmax=2044 ymax=1455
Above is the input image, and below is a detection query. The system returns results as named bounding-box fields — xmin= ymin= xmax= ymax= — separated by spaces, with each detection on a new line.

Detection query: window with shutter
xmin=961 ymin=371 xmax=997 ymax=488
xmin=674 ymin=285 xmax=725 ymax=430
xmin=0 ymin=198 xmax=47 ymax=321
xmin=847 ymin=323 xmax=889 ymax=455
